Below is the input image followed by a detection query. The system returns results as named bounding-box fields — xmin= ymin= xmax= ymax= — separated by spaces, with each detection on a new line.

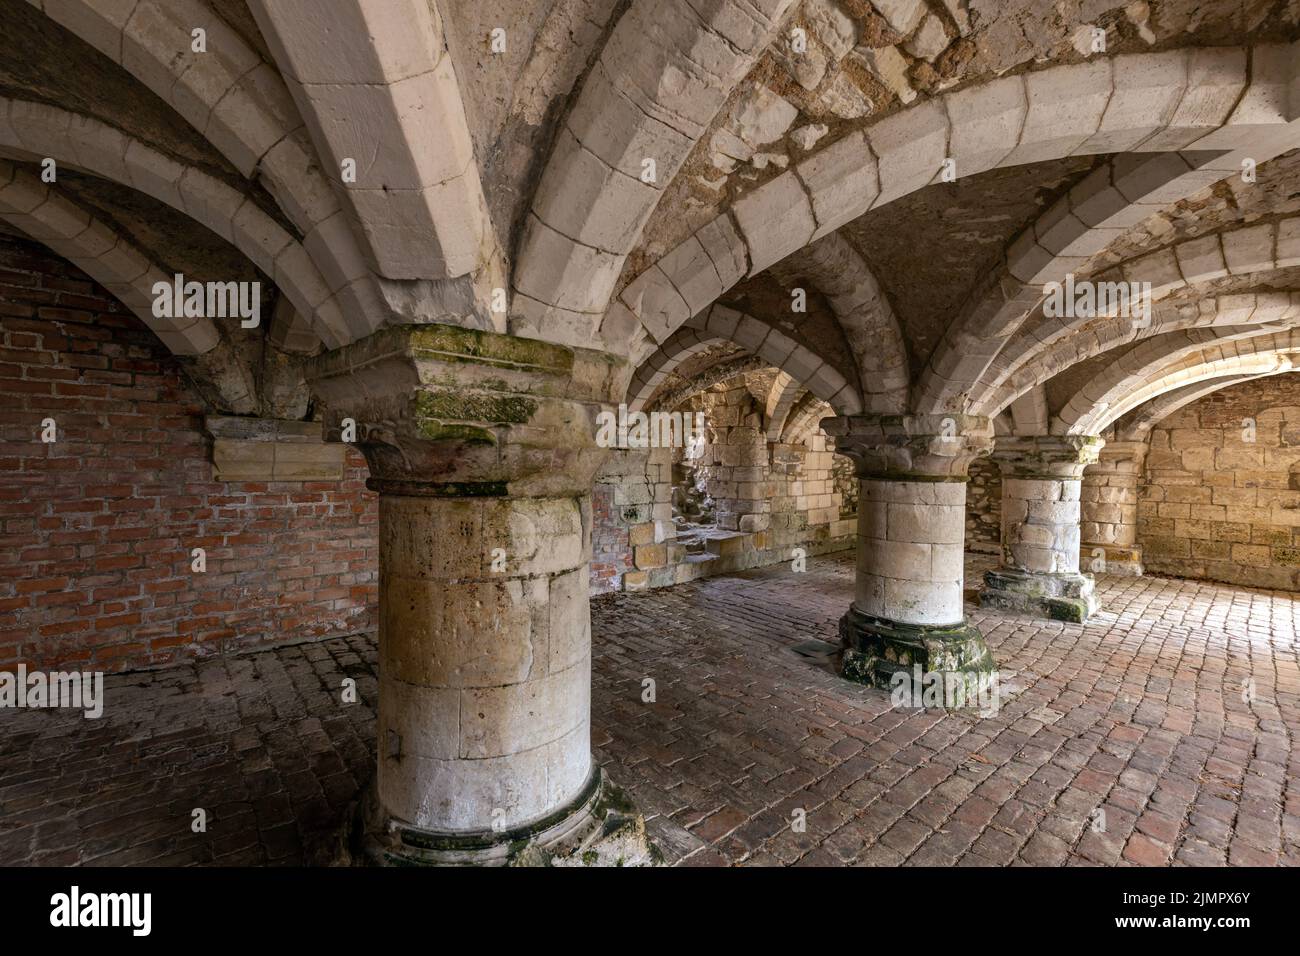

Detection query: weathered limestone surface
xmin=980 ymin=435 xmax=1103 ymax=623
xmin=205 ymin=415 xmax=345 ymax=481
xmin=1080 ymin=439 xmax=1148 ymax=576
xmin=1139 ymin=376 xmax=1300 ymax=591
xmin=824 ymin=414 xmax=995 ymax=690
xmin=306 ymin=324 xmax=630 ymax=864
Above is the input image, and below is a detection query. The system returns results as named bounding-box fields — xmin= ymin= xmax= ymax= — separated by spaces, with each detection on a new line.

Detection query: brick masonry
xmin=0 ymin=235 xmax=378 ymax=673
xmin=3 ymin=553 xmax=1295 ymax=867
xmin=1141 ymin=376 xmax=1300 ymax=590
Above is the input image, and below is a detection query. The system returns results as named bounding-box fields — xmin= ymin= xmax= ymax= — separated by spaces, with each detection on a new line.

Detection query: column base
xmin=357 ymin=767 xmax=608 ymax=866
xmin=838 ymin=606 xmax=996 ymax=691
xmin=1080 ymin=544 xmax=1144 ymax=577
xmin=980 ymin=568 xmax=1098 ymax=623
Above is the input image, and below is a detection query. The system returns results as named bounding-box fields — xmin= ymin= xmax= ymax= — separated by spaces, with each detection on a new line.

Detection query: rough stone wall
xmin=1140 ymin=376 xmax=1300 ymax=591
xmin=0 ymin=237 xmax=378 ymax=672
xmin=1080 ymin=444 xmax=1144 ymax=552
xmin=590 ymin=447 xmax=673 ymax=595
xmin=591 ymin=379 xmax=854 ymax=591
xmin=965 ymin=455 xmax=1001 ymax=552
xmin=832 ymin=451 xmax=858 ymax=518
xmin=682 ymin=384 xmax=772 ymax=532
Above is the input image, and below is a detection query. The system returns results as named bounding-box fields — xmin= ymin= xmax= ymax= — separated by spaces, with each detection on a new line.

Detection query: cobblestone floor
xmin=2 ymin=552 xmax=1297 ymax=866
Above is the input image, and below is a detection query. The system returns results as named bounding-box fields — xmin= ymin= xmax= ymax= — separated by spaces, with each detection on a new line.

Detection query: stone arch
xmin=0 ymin=159 xmax=219 ymax=355
xmin=765 ymin=372 xmax=805 ymax=441
xmin=625 ymin=328 xmax=726 ymax=413
xmin=1114 ymin=370 xmax=1285 ymax=441
xmin=626 ymin=305 xmax=862 ymax=416
xmin=976 ymin=215 xmax=1300 ymax=402
xmin=1057 ymin=331 xmax=1300 ymax=434
xmin=43 ymin=0 xmax=297 ymax=180
xmin=641 ymin=350 xmax=771 ymax=416
xmin=781 ymin=393 xmax=833 ymax=447
xmin=598 ymin=43 xmax=1299 ymax=363
xmin=249 ymin=0 xmax=493 ymax=282
xmin=0 ymin=96 xmax=358 ymax=348
xmin=37 ymin=0 xmax=384 ymax=319
xmin=916 ymin=151 xmax=1237 ymax=413
xmin=510 ymin=0 xmax=797 ymax=346
xmin=975 ymin=291 xmax=1300 ymax=416
xmin=772 ymin=231 xmax=908 ymax=413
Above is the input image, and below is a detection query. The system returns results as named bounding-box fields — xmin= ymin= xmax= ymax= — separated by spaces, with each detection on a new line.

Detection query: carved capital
xmin=991 ymin=435 xmax=1104 ymax=480
xmin=307 ymin=325 xmax=631 ymax=497
xmin=822 ymin=413 xmax=994 ymax=481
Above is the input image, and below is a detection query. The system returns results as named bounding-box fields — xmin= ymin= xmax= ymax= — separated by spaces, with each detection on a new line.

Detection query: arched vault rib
xmin=510 ymin=0 xmax=797 ymax=348
xmin=1055 ymin=329 xmax=1300 ymax=434
xmin=37 ymin=0 xmax=384 ymax=330
xmin=916 ymin=150 xmax=1238 ymax=414
xmin=977 ymin=214 xmax=1300 ymax=401
xmin=601 ymin=43 xmax=1300 ymax=369
xmin=248 ymin=0 xmax=495 ymax=284
xmin=770 ymin=232 xmax=908 ymax=413
xmin=0 ymin=160 xmax=260 ymax=412
xmin=782 ymin=393 xmax=833 ymax=447
xmin=0 ymin=97 xmax=358 ymax=349
xmin=0 ymin=160 xmax=218 ymax=355
xmin=976 ymin=290 xmax=1300 ymax=417
xmin=1113 ymin=371 xmax=1287 ymax=442
xmin=765 ymin=373 xmax=805 ymax=441
xmin=626 ymin=306 xmax=861 ymax=417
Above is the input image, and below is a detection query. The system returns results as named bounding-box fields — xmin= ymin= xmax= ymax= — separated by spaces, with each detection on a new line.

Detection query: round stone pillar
xmin=979 ymin=435 xmax=1103 ymax=623
xmin=373 ymin=489 xmax=598 ymax=859
xmin=1079 ymin=439 xmax=1147 ymax=576
xmin=307 ymin=324 xmax=628 ymax=864
xmin=823 ymin=414 xmax=996 ymax=694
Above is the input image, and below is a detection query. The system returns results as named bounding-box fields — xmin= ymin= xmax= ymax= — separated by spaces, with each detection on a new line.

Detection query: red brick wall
xmin=590 ymin=482 xmax=633 ymax=594
xmin=0 ymin=235 xmax=378 ymax=673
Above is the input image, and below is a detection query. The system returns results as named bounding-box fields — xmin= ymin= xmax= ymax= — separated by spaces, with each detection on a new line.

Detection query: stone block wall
xmin=1139 ymin=376 xmax=1300 ymax=590
xmin=681 ymin=384 xmax=771 ymax=532
xmin=592 ymin=379 xmax=855 ymax=592
xmin=591 ymin=447 xmax=674 ymax=594
xmin=966 ymin=455 xmax=1002 ymax=552
xmin=1081 ymin=453 xmax=1143 ymax=550
xmin=0 ymin=236 xmax=378 ymax=672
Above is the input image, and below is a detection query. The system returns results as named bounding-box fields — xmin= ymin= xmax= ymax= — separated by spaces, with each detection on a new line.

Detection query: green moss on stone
xmin=410 ymin=325 xmax=574 ymax=373
xmin=416 ymin=388 xmax=537 ymax=426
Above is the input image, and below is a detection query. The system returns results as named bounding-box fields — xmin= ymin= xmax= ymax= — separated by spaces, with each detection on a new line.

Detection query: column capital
xmin=822 ymin=413 xmax=994 ymax=481
xmin=991 ymin=435 xmax=1103 ymax=480
xmin=306 ymin=324 xmax=631 ymax=497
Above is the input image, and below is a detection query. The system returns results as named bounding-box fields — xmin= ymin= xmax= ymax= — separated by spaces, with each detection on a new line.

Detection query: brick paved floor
xmin=2 ymin=552 xmax=1297 ymax=866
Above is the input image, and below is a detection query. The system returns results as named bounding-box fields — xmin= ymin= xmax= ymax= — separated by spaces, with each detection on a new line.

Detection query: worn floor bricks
xmin=3 ymin=553 xmax=1295 ymax=868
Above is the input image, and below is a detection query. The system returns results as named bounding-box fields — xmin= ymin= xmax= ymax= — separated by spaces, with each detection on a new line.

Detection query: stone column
xmin=1079 ymin=439 xmax=1147 ymax=576
xmin=308 ymin=325 xmax=627 ymax=865
xmin=980 ymin=435 xmax=1103 ymax=623
xmin=822 ymin=414 xmax=996 ymax=691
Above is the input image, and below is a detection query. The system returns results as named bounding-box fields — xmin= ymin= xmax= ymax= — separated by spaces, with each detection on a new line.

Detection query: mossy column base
xmin=306 ymin=325 xmax=631 ymax=866
xmin=979 ymin=567 xmax=1097 ymax=623
xmin=981 ymin=435 xmax=1103 ymax=623
xmin=839 ymin=606 xmax=995 ymax=689
xmin=360 ymin=769 xmax=605 ymax=866
xmin=823 ymin=414 xmax=997 ymax=692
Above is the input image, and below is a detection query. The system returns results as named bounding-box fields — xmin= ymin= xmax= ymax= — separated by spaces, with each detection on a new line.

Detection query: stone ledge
xmin=205 ymin=416 xmax=345 ymax=481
